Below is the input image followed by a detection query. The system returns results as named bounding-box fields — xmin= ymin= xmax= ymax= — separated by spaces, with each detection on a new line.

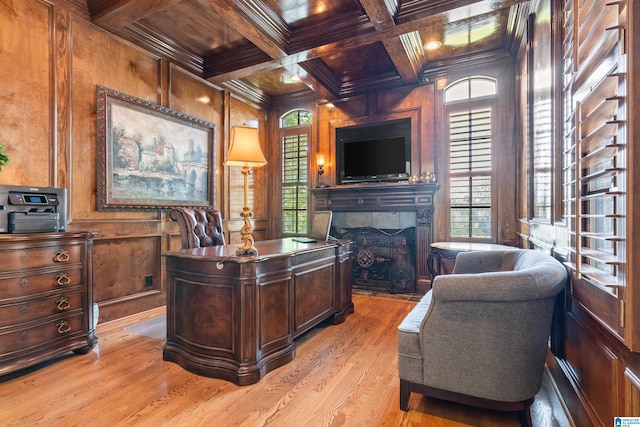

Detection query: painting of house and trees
xmin=96 ymin=86 xmax=215 ymax=211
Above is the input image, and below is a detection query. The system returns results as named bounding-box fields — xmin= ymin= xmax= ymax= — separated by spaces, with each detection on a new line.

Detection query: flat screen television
xmin=336 ymin=118 xmax=411 ymax=184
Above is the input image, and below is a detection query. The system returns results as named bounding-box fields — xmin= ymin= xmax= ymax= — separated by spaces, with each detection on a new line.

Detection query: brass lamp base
xmin=236 ymin=206 xmax=258 ymax=256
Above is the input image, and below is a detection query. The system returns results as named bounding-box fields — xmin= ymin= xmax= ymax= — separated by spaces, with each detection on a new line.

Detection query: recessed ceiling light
xmin=424 ymin=41 xmax=442 ymax=50
xmin=281 ymin=73 xmax=302 ymax=84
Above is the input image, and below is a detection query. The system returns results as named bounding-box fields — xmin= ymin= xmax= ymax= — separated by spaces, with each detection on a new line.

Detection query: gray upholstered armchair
xmin=169 ymin=208 xmax=225 ymax=249
xmin=397 ymin=249 xmax=567 ymax=426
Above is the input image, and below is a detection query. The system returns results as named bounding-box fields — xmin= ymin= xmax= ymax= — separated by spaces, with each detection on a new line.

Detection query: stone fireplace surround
xmin=311 ymin=182 xmax=437 ymax=294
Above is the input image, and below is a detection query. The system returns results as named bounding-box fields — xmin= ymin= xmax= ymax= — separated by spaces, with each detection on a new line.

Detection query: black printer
xmin=0 ymin=185 xmax=67 ymax=233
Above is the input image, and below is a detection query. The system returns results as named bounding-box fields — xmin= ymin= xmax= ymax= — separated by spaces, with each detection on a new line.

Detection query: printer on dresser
xmin=0 ymin=184 xmax=67 ymax=234
xmin=0 ymin=184 xmax=96 ymax=376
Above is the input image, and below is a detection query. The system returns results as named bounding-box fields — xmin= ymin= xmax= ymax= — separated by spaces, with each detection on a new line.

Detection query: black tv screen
xmin=343 ymin=137 xmax=407 ymax=178
xmin=336 ymin=118 xmax=411 ymax=184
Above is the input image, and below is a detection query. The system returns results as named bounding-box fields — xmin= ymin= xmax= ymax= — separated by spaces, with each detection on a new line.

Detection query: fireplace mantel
xmin=310 ymin=182 xmax=436 ymax=213
xmin=311 ymin=182 xmax=437 ymax=293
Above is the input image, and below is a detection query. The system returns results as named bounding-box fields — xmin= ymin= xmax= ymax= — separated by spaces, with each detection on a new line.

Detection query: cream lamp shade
xmin=224 ymin=126 xmax=267 ymax=167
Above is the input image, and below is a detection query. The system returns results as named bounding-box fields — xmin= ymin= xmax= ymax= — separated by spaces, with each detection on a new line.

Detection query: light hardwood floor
xmin=0 ymin=294 xmax=572 ymax=426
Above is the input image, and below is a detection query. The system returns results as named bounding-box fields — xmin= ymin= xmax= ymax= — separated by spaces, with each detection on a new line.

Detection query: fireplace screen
xmin=335 ymin=227 xmax=416 ymax=294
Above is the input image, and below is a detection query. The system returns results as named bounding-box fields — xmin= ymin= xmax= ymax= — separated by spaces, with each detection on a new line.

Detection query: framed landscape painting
xmin=96 ymin=85 xmax=216 ymax=211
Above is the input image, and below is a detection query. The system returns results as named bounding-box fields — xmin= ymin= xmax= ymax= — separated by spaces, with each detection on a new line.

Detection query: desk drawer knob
xmin=54 ymin=249 xmax=70 ymax=263
xmin=56 ymin=273 xmax=71 ymax=286
xmin=20 ymin=305 xmax=29 ymax=315
xmin=19 ymin=278 xmax=28 ymax=289
xmin=56 ymin=321 xmax=71 ymax=334
xmin=56 ymin=297 xmax=70 ymax=311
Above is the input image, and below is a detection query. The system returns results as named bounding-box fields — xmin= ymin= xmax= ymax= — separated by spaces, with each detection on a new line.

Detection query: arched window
xmin=444 ymin=76 xmax=497 ymax=240
xmin=280 ymin=109 xmax=312 ymax=236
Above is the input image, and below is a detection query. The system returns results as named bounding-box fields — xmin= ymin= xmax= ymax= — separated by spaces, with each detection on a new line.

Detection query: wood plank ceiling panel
xmin=87 ymin=0 xmax=530 ymax=105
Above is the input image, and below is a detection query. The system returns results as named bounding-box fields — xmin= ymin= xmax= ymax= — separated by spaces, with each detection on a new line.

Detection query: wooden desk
xmin=427 ymin=241 xmax=514 ymax=277
xmin=162 ymin=238 xmax=353 ymax=385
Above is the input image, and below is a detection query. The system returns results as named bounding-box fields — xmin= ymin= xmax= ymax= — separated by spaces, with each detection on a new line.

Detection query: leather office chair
xmin=169 ymin=208 xmax=225 ymax=249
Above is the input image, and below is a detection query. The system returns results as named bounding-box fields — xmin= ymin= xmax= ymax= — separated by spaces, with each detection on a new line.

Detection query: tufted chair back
xmin=169 ymin=208 xmax=225 ymax=249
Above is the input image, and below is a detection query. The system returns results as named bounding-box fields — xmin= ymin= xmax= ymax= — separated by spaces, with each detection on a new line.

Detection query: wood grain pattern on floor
xmin=0 ymin=294 xmax=572 ymax=426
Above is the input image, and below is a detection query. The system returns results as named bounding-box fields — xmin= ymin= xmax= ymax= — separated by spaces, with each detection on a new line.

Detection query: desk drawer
xmin=0 ymin=313 xmax=84 ymax=354
xmin=0 ymin=268 xmax=83 ymax=300
xmin=0 ymin=244 xmax=83 ymax=272
xmin=0 ymin=291 xmax=83 ymax=327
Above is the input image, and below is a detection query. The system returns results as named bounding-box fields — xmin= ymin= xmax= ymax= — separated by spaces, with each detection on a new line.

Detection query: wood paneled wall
xmin=0 ymin=0 xmax=56 ymax=187
xmin=271 ymin=64 xmax=517 ymax=248
xmin=316 ymin=85 xmax=437 ymax=182
xmin=0 ymin=0 xmax=267 ymax=322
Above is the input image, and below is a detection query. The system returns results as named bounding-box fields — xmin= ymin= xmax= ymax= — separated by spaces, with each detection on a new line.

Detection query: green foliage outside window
xmin=281 ymin=110 xmax=312 ymax=127
xmin=281 ymin=110 xmax=312 ymax=235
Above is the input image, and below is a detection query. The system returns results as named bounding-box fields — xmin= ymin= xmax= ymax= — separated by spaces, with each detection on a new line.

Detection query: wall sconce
xmin=316 ymin=153 xmax=327 ymax=188
xmin=224 ymin=124 xmax=267 ymax=255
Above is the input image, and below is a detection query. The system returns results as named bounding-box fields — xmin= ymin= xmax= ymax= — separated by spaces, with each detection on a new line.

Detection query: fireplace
xmin=335 ymin=227 xmax=416 ymax=293
xmin=312 ymin=182 xmax=437 ymax=294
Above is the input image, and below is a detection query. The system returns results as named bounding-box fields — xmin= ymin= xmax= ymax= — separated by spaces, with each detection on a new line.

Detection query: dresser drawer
xmin=0 ymin=268 xmax=83 ymax=300
xmin=0 ymin=292 xmax=83 ymax=328
xmin=0 ymin=313 xmax=84 ymax=354
xmin=0 ymin=243 xmax=83 ymax=272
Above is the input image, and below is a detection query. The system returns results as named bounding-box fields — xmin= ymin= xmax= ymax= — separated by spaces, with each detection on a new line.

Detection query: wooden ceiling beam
xmin=206 ymin=0 xmax=527 ymax=79
xmin=285 ymin=62 xmax=340 ymax=101
xmin=199 ymin=0 xmax=289 ymax=60
xmin=384 ymin=34 xmax=423 ymax=84
xmin=90 ymin=0 xmax=182 ymax=30
xmin=93 ymin=0 xmax=529 ymax=100
xmin=358 ymin=0 xmax=398 ymax=29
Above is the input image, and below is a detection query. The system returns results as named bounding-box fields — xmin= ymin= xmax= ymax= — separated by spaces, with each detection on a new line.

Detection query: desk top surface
xmin=164 ymin=237 xmax=340 ymax=263
xmin=430 ymin=241 xmax=514 ymax=252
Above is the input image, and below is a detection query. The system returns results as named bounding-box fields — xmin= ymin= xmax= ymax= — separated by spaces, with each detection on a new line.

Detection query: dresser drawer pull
xmin=54 ymin=249 xmax=70 ymax=262
xmin=20 ymin=305 xmax=29 ymax=315
xmin=20 ymin=331 xmax=29 ymax=341
xmin=19 ymin=278 xmax=28 ymax=289
xmin=56 ymin=297 xmax=71 ymax=311
xmin=56 ymin=321 xmax=71 ymax=334
xmin=56 ymin=273 xmax=71 ymax=286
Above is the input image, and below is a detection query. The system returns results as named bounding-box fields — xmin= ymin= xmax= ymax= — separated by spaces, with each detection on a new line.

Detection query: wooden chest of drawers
xmin=0 ymin=232 xmax=97 ymax=375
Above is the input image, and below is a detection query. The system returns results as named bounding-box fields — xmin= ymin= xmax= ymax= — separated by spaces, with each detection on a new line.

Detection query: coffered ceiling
xmin=86 ymin=0 xmax=530 ymax=106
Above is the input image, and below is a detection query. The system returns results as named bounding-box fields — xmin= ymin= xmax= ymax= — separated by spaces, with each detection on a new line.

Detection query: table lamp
xmin=224 ymin=125 xmax=267 ymax=255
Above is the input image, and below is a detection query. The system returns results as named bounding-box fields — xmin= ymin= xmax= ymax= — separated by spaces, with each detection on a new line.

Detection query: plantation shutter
xmin=282 ymin=131 xmax=308 ymax=235
xmin=562 ymin=0 xmax=628 ymax=340
xmin=448 ymin=108 xmax=492 ymax=239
